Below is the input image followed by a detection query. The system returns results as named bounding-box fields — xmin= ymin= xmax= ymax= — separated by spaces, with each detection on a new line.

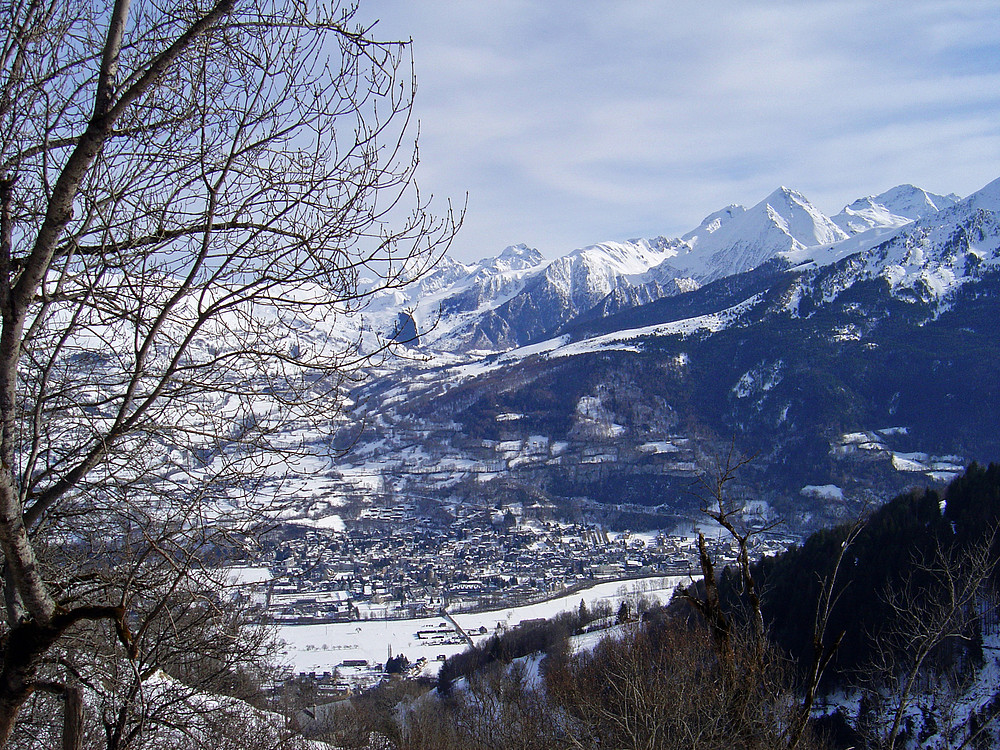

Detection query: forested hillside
xmin=750 ymin=462 xmax=1000 ymax=681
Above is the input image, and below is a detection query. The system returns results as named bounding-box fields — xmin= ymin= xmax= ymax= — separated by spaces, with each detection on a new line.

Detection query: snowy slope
xmin=783 ymin=176 xmax=1000 ymax=306
xmin=674 ymin=187 xmax=848 ymax=282
xmin=832 ymin=184 xmax=959 ymax=236
xmin=345 ymin=182 xmax=970 ymax=355
xmin=278 ymin=576 xmax=684 ymax=677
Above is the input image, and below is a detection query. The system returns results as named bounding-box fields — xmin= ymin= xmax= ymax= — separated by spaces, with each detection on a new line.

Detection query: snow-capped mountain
xmin=441 ymin=236 xmax=696 ymax=351
xmin=355 ymin=243 xmax=545 ymax=348
xmin=356 ymin=237 xmax=696 ymax=352
xmin=832 ymin=185 xmax=959 ymax=236
xmin=782 ymin=176 xmax=1000 ymax=306
xmin=331 ymin=176 xmax=1000 ymax=536
xmin=675 ymin=187 xmax=848 ymax=281
xmin=355 ymin=182 xmax=960 ymax=353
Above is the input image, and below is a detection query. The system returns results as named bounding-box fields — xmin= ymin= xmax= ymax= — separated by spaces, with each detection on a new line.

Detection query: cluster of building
xmin=247 ymin=499 xmax=796 ymax=624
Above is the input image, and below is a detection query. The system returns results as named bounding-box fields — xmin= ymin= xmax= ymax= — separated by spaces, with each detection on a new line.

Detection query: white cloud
xmin=356 ymin=0 xmax=1000 ymax=260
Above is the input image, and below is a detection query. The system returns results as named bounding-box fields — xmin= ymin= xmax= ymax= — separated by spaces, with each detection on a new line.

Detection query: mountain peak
xmin=476 ymin=244 xmax=544 ymax=273
xmin=499 ymin=243 xmax=539 ymax=260
xmin=674 ymin=188 xmax=845 ymax=282
xmin=834 ymin=184 xmax=960 ymax=236
xmin=768 ymin=185 xmax=798 ymax=199
xmin=762 ymin=187 xmax=824 ymax=216
xmin=751 ymin=187 xmax=847 ymax=247
xmin=868 ymin=184 xmax=957 ymax=218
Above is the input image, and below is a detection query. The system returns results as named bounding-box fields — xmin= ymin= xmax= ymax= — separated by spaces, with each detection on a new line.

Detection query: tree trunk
xmin=63 ymin=684 xmax=83 ymax=750
xmin=0 ymin=622 xmax=62 ymax=746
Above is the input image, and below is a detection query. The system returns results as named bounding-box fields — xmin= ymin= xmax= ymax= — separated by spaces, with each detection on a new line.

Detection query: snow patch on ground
xmin=288 ymin=514 xmax=346 ymax=532
xmin=277 ymin=576 xmax=685 ymax=679
xmin=801 ymin=484 xmax=845 ymax=502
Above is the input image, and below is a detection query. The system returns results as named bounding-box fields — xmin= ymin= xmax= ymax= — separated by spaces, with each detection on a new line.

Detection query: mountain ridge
xmin=328 ymin=175 xmax=1000 ymax=537
xmin=355 ymin=181 xmax=966 ymax=354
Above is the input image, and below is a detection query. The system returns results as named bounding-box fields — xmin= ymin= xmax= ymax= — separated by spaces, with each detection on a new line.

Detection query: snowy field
xmin=277 ymin=575 xmax=686 ymax=677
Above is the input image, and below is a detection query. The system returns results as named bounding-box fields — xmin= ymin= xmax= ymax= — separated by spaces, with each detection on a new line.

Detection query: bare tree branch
xmin=0 ymin=0 xmax=459 ymax=744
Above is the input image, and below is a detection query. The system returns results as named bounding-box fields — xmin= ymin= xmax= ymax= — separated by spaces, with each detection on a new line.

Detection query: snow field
xmin=277 ymin=575 xmax=686 ymax=677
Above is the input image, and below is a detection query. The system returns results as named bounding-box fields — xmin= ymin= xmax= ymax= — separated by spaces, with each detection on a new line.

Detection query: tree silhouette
xmin=0 ymin=0 xmax=457 ymax=744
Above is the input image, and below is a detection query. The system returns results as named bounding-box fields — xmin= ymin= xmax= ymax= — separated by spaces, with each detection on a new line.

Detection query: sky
xmin=355 ymin=1 xmax=1000 ymax=263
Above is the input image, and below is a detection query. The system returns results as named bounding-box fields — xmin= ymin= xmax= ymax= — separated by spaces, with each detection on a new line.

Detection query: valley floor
xmin=277 ymin=574 xmax=685 ymax=689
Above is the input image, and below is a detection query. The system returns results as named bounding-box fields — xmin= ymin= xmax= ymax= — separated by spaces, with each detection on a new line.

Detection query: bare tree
xmin=543 ymin=617 xmax=824 ymax=750
xmin=444 ymin=661 xmax=556 ymax=750
xmin=8 ymin=565 xmax=280 ymax=749
xmin=683 ymin=445 xmax=773 ymax=663
xmin=684 ymin=444 xmax=860 ymax=750
xmin=0 ymin=0 xmax=457 ymax=744
xmin=865 ymin=536 xmax=997 ymax=749
xmin=785 ymin=516 xmax=865 ymax=750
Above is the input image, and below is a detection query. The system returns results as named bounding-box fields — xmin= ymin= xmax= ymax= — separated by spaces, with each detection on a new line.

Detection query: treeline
xmin=735 ymin=462 xmax=1000 ymax=681
xmin=309 ymin=612 xmax=827 ymax=750
xmin=437 ymin=599 xmax=618 ymax=692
